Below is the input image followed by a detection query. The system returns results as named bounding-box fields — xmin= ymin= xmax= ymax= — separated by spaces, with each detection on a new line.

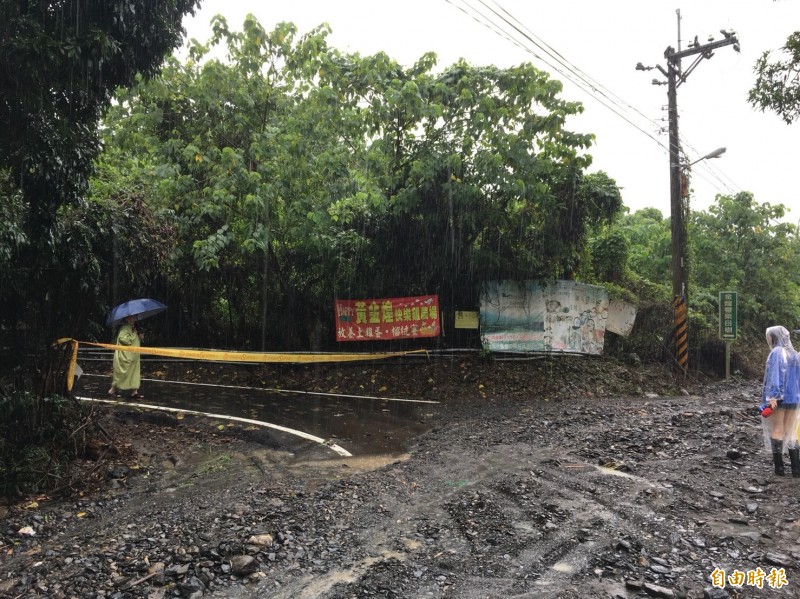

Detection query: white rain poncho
xmin=760 ymin=325 xmax=800 ymax=450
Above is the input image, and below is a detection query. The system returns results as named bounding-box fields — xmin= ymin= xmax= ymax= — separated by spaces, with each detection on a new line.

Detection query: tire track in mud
xmin=510 ymin=459 xmax=666 ymax=595
xmin=308 ymin=437 xmax=673 ymax=599
xmin=434 ymin=446 xmax=671 ymax=598
xmin=271 ymin=389 xmax=774 ymax=598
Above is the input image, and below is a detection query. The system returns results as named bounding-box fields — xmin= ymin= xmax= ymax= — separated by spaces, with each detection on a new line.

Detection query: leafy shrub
xmin=0 ymin=391 xmax=88 ymax=497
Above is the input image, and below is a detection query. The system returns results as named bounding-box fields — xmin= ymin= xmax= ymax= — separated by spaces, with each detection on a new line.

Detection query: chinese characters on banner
xmin=335 ymin=295 xmax=440 ymax=342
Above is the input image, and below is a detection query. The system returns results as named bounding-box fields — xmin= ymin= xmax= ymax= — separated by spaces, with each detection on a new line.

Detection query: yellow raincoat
xmin=112 ymin=323 xmax=141 ymax=391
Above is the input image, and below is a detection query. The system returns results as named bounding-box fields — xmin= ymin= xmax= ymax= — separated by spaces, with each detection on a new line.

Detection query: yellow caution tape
xmin=55 ymin=338 xmax=428 ymax=364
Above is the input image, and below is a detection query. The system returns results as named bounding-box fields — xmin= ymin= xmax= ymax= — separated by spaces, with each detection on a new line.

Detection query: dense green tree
xmin=750 ymin=32 xmax=800 ymax=123
xmin=321 ymin=52 xmax=620 ymax=322
xmin=616 ymin=208 xmax=671 ymax=287
xmin=102 ymin=15 xmax=618 ymax=348
xmin=689 ymin=192 xmax=800 ymax=328
xmin=0 ymin=0 xmax=199 ymax=360
xmin=588 ymin=228 xmax=628 ymax=284
xmin=546 ymin=171 xmax=624 ymax=279
xmin=104 ymin=17 xmax=362 ymax=348
xmin=0 ymin=0 xmax=200 ymax=232
xmin=603 ymin=197 xmax=800 ymax=337
xmin=0 ymin=169 xmax=26 ymax=267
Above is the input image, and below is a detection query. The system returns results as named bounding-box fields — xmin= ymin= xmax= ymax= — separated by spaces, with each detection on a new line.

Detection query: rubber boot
xmin=789 ymin=447 xmax=800 ymax=478
xmin=772 ymin=439 xmax=785 ymax=476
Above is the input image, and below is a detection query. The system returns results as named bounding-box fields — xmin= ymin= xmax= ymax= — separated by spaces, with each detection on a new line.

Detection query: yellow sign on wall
xmin=454 ymin=311 xmax=479 ymax=329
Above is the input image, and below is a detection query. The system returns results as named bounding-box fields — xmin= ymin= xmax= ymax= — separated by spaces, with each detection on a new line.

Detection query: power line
xmin=485 ymin=0 xmax=667 ymax=135
xmin=481 ymin=0 xmax=741 ymax=196
xmin=496 ymin=0 xmax=742 ymax=196
xmin=444 ymin=0 xmax=742 ymax=198
xmin=444 ymin=0 xmax=669 ymax=152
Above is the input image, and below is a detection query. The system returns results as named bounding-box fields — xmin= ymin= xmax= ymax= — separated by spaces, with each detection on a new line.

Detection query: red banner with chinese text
xmin=335 ymin=295 xmax=440 ymax=341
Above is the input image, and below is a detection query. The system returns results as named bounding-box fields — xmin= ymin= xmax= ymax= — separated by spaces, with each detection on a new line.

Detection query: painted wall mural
xmin=479 ymin=281 xmax=614 ymax=355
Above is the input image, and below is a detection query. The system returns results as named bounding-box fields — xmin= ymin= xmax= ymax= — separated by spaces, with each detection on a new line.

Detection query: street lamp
xmin=687 ymin=146 xmax=726 ymax=168
xmin=682 ymin=147 xmax=726 ymax=198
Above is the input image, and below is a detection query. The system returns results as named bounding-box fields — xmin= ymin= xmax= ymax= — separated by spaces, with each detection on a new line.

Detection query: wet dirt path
xmin=3 ymin=378 xmax=796 ymax=599
xmin=221 ymin=382 xmax=795 ymax=599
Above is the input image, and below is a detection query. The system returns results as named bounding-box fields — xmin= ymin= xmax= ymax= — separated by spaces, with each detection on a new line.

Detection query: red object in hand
xmin=761 ymin=406 xmax=774 ymax=418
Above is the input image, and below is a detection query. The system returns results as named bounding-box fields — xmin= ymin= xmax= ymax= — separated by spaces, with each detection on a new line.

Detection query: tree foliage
xmin=104 ymin=17 xmax=361 ymax=347
xmin=690 ymin=192 xmax=800 ymax=328
xmin=617 ymin=207 xmax=671 ymax=286
xmin=0 ymin=0 xmax=200 ymax=231
xmin=0 ymin=2 xmax=200 ymax=493
xmin=322 ymin=52 xmax=611 ymax=312
xmin=100 ymin=15 xmax=618 ymax=348
xmin=749 ymin=32 xmax=800 ymax=123
xmin=0 ymin=0 xmax=199 ymax=360
xmin=606 ymin=195 xmax=800 ymax=359
xmin=14 ymin=12 xmax=798 ymax=367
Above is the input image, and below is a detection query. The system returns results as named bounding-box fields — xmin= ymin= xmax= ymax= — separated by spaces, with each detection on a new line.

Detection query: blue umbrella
xmin=107 ymin=298 xmax=167 ymax=327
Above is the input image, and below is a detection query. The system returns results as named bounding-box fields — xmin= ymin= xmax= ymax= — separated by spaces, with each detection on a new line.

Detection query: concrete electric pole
xmin=638 ymin=23 xmax=739 ymax=372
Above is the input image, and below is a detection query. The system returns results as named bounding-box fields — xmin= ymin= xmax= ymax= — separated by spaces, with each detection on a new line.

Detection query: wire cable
xmin=491 ymin=0 xmax=741 ymax=196
xmin=446 ymin=0 xmax=742 ymax=199
xmin=81 ymin=372 xmax=441 ymax=404
xmin=445 ymin=0 xmax=669 ymax=150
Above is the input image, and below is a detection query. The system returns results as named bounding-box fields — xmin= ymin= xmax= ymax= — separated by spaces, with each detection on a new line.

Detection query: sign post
xmin=719 ymin=291 xmax=737 ymax=381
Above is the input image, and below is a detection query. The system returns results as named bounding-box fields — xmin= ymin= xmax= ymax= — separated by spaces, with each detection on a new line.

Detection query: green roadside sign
xmin=719 ymin=291 xmax=737 ymax=341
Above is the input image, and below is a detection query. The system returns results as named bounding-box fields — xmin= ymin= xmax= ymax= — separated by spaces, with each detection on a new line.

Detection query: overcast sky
xmin=182 ymin=0 xmax=800 ymax=221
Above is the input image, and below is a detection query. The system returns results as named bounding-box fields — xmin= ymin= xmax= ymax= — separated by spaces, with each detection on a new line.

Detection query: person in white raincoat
xmin=760 ymin=326 xmax=800 ymax=477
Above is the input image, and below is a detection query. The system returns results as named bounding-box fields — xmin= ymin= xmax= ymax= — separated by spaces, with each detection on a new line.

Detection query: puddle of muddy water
xmin=563 ymin=461 xmax=663 ymax=490
xmin=296 ymin=550 xmax=409 ymax=597
xmin=75 ymin=369 xmax=432 ymax=458
xmin=551 ymin=561 xmax=576 ymax=574
xmin=288 ymin=453 xmax=411 ymax=473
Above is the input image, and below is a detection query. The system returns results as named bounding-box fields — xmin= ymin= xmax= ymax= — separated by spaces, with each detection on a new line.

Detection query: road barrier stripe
xmin=55 ymin=338 xmax=429 ymax=392
xmin=672 ymin=296 xmax=688 ymax=371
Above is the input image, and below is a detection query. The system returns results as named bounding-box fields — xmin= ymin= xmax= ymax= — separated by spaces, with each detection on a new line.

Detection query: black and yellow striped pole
xmin=660 ymin=33 xmax=737 ymax=374
xmin=667 ymin=48 xmax=688 ymax=373
xmin=672 ymin=296 xmax=688 ymax=371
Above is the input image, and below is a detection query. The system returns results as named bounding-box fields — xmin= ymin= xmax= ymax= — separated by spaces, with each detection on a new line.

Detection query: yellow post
xmin=66 ymin=339 xmax=79 ymax=392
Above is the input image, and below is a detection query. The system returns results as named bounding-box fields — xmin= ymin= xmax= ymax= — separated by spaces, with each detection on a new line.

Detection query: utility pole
xmin=637 ymin=23 xmax=739 ymax=372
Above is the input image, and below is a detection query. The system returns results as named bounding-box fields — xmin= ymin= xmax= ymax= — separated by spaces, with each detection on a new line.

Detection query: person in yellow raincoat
xmin=108 ymin=315 xmax=144 ymax=398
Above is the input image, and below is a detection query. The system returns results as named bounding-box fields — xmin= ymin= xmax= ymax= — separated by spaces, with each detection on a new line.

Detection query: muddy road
xmin=0 ymin=358 xmax=796 ymax=599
